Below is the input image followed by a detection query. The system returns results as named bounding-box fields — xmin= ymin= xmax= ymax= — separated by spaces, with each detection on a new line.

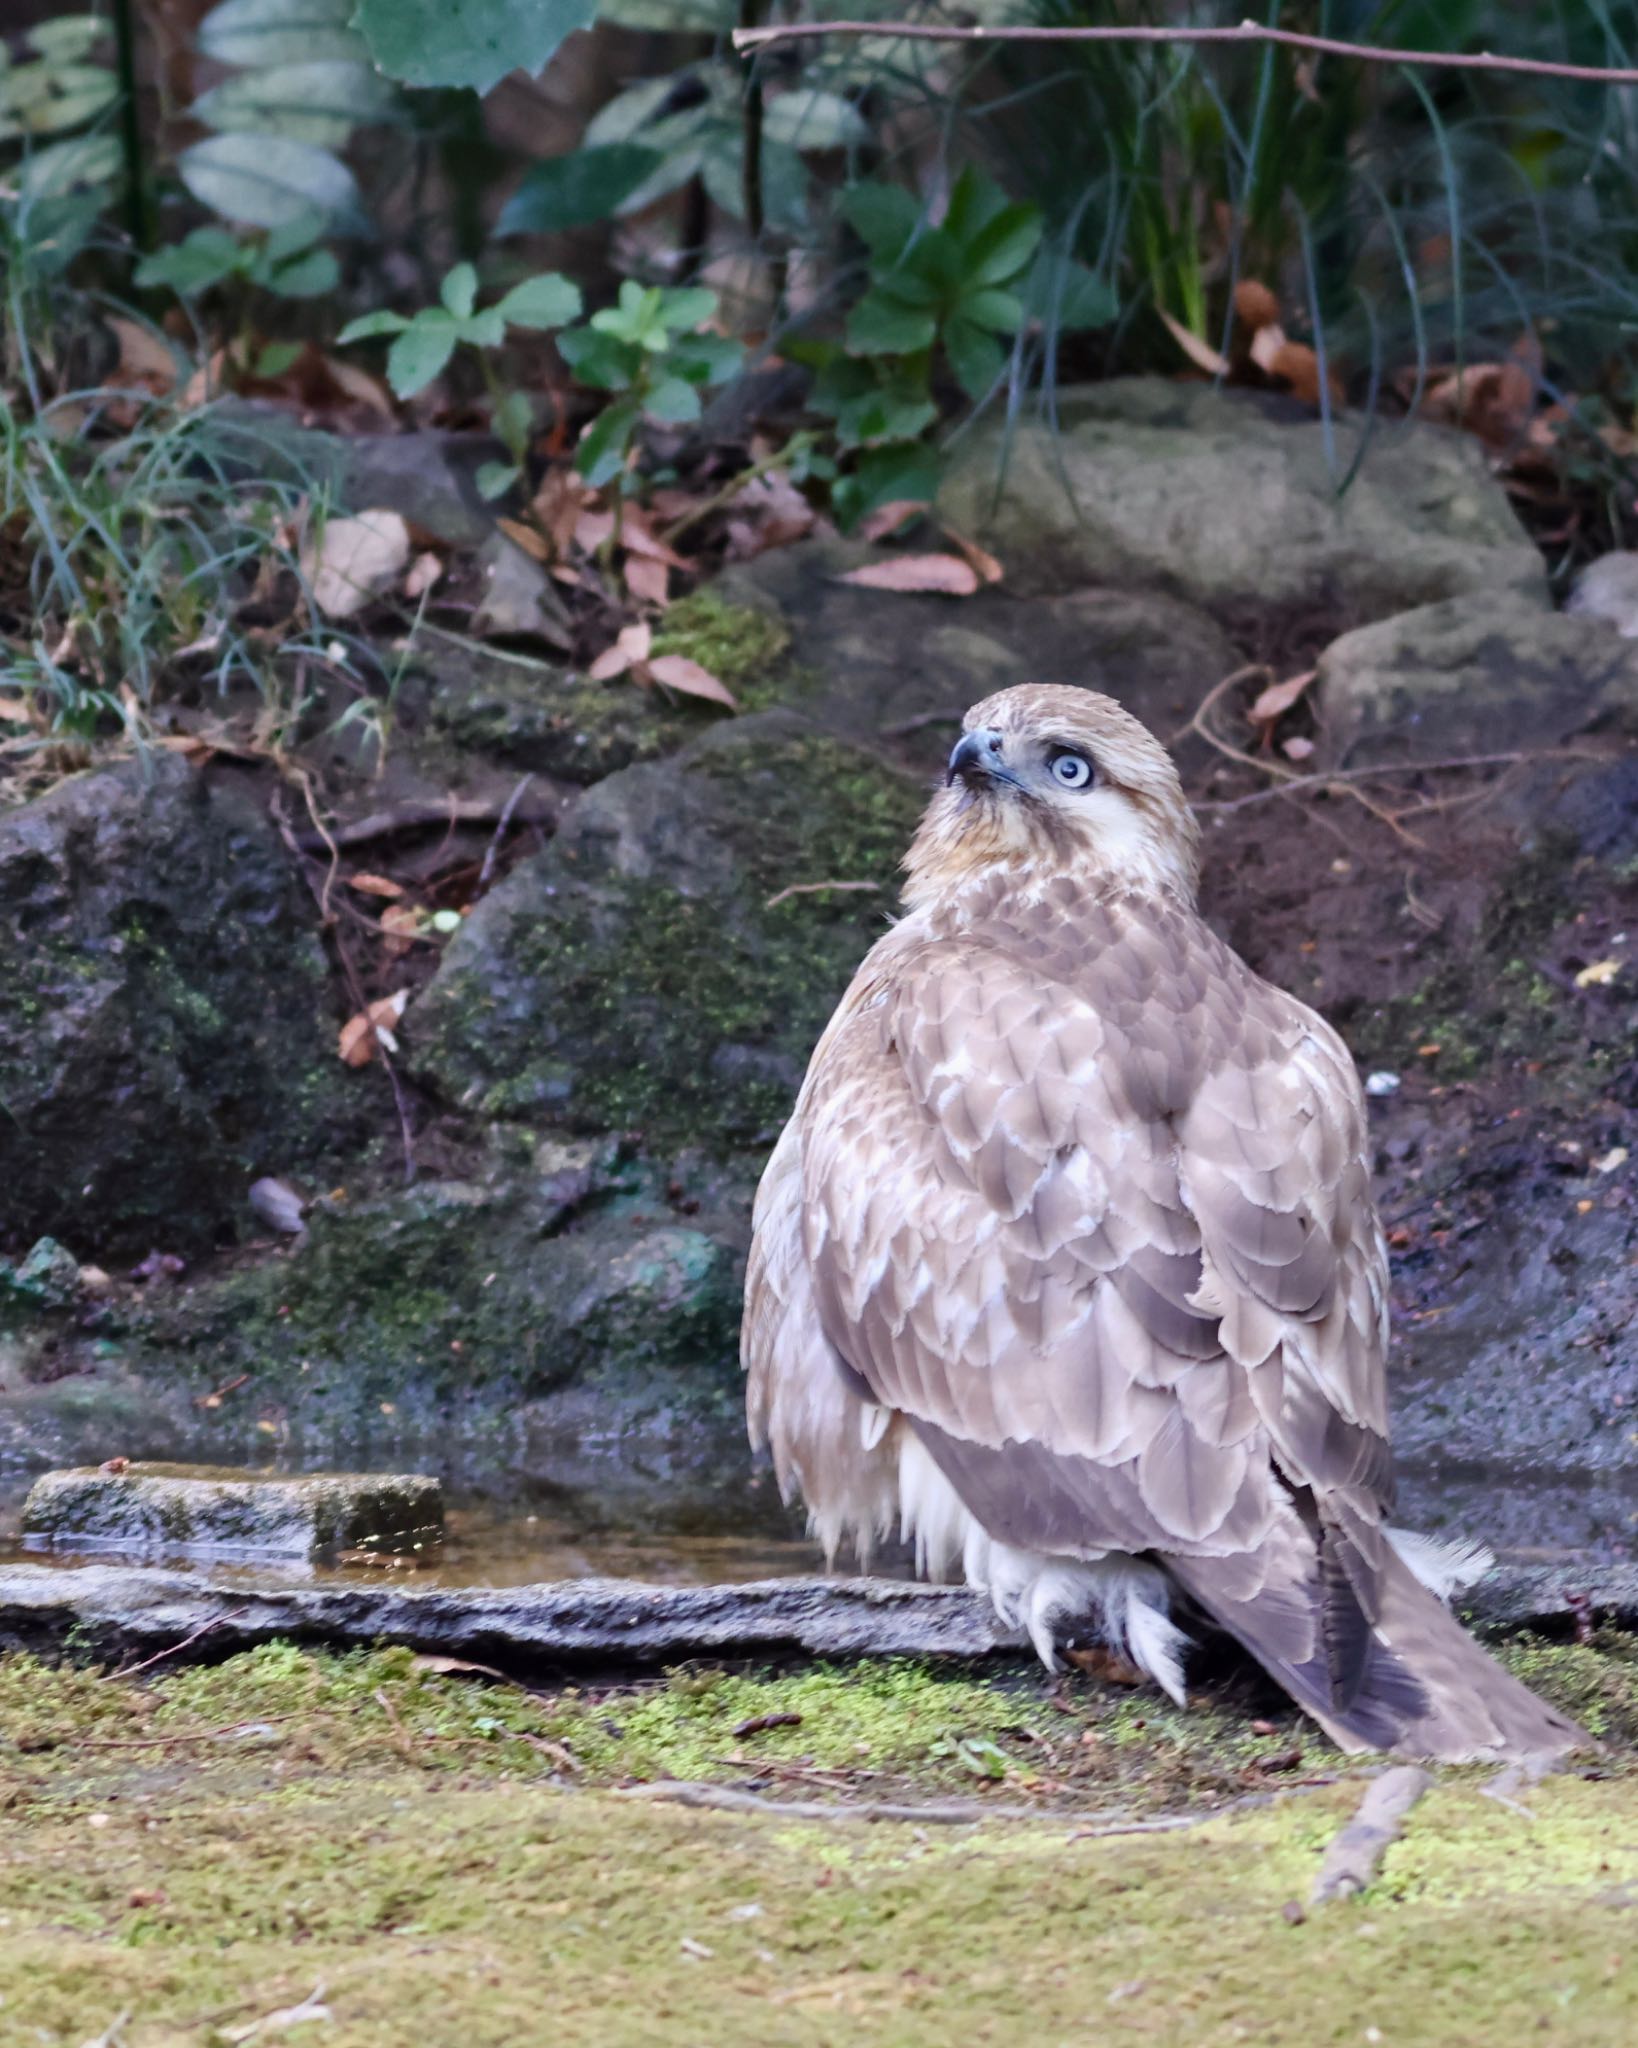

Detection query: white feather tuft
xmin=1386 ymin=1526 xmax=1495 ymax=1602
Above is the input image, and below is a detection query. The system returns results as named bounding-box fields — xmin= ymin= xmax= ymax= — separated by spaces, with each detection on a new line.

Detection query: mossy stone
xmin=405 ymin=712 xmax=922 ymax=1149
xmin=0 ymin=753 xmax=363 ymax=1260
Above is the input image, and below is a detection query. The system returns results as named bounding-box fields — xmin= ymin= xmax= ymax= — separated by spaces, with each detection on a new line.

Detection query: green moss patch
xmin=0 ymin=1640 xmax=1635 ymax=2047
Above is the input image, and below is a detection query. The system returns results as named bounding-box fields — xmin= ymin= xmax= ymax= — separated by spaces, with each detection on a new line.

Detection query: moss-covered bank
xmin=0 ymin=1635 xmax=1634 ymax=2046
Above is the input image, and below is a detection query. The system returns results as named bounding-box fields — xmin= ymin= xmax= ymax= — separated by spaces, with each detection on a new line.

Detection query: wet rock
xmin=21 ymin=1463 xmax=443 ymax=1562
xmin=0 ymin=1559 xmax=1620 ymax=1673
xmin=0 ymin=753 xmax=360 ymax=1260
xmin=470 ymin=530 xmax=572 ymax=649
xmin=937 ymin=379 xmax=1547 ymax=619
xmin=406 ymin=711 xmax=922 ymax=1148
xmin=423 ymin=641 xmax=695 ymax=785
xmin=130 ymin=1171 xmax=747 ymax=1426
xmin=341 ymin=429 xmax=504 ymax=551
xmin=714 ymin=534 xmax=1241 ymax=765
xmin=1316 ymin=591 xmax=1638 ymax=764
xmin=0 ymin=1239 xmax=83 ymax=1315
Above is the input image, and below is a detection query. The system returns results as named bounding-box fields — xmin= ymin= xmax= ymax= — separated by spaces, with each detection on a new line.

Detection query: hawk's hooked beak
xmin=946 ymin=727 xmax=1008 ymax=789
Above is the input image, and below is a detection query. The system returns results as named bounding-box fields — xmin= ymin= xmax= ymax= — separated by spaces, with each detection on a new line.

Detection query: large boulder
xmin=1316 ymin=590 xmax=1638 ymax=763
xmin=406 ymin=712 xmax=923 ymax=1149
xmin=937 ymin=379 xmax=1547 ymax=620
xmin=714 ymin=534 xmax=1241 ymax=772
xmin=0 ymin=753 xmax=358 ymax=1259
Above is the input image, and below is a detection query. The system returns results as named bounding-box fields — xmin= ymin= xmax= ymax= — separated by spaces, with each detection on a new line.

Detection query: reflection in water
xmin=0 ymin=1445 xmax=1628 ymax=1590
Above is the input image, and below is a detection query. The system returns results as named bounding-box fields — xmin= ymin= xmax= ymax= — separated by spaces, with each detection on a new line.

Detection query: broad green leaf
xmin=495 ymin=144 xmax=662 ymax=237
xmin=198 ymin=0 xmax=364 ymax=67
xmin=0 ymin=62 xmax=118 ymax=139
xmin=761 ymin=87 xmax=867 ymax=153
xmin=17 ymin=132 xmax=118 ymax=201
xmin=846 ymin=288 xmax=936 ymax=357
xmin=492 ymin=389 xmax=534 ymax=449
xmin=354 ymin=0 xmax=598 ymax=95
xmin=26 ymin=16 xmax=108 ymax=63
xmin=475 ymin=460 xmax=520 ymax=500
xmin=135 ymin=227 xmax=245 ymax=294
xmin=263 ymin=209 xmax=328 ymax=262
xmin=592 ymin=281 xmax=665 ymax=347
xmin=178 ymin=132 xmax=359 ymax=228
xmin=1022 ymin=252 xmax=1117 ymax=333
xmin=824 ymin=384 xmax=937 ymax=452
xmin=840 ymin=180 xmax=922 ymax=264
xmin=667 ymin=332 xmax=743 ymax=386
xmin=584 ymin=74 xmax=687 ymax=148
xmin=943 ymin=314 xmax=1006 ymax=401
xmin=575 ymin=397 xmax=641 ymax=488
xmin=959 ymin=287 xmax=1025 ymax=335
xmin=265 ymin=245 xmax=340 ymax=297
xmin=643 ymin=375 xmax=700 ymax=425
xmin=337 ymin=309 xmax=411 ymax=341
xmin=190 ymin=60 xmax=394 ymax=152
xmin=254 ymin=339 xmax=304 ymax=377
xmin=963 ymin=204 xmax=1042 ymax=289
xmin=942 ymin=166 xmax=1010 ymax=246
xmin=387 ymin=316 xmax=459 ymax=398
xmin=833 ymin=441 xmax=940 ymax=530
xmin=657 ymin=286 xmax=717 ymax=334
xmin=556 ymin=326 xmax=638 ymax=390
xmin=458 ymin=306 xmax=507 ymax=349
xmin=441 ymin=262 xmax=479 ymax=319
xmin=494 ymin=272 xmax=582 ymax=330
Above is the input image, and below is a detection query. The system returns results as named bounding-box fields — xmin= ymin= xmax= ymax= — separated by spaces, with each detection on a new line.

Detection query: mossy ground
xmin=1 ymin=1634 xmax=1635 ymax=2045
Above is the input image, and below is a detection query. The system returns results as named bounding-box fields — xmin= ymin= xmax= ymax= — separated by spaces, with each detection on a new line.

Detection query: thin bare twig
xmin=105 ymin=1607 xmax=250 ymax=1682
xmin=1192 ymin=748 xmax=1600 ymax=814
xmin=478 ymin=773 xmax=534 ymax=893
xmin=764 ymin=878 xmax=882 ymax=910
xmin=734 ymin=19 xmax=1638 ymax=88
xmin=1309 ymin=1765 xmax=1432 ymax=1905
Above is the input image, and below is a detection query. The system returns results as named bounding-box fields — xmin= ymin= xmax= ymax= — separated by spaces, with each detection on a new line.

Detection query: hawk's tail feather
xmin=1168 ymin=1534 xmax=1586 ymax=1763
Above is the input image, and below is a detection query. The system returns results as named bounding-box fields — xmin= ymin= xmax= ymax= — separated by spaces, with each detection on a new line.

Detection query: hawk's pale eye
xmin=1049 ymin=750 xmax=1093 ymax=790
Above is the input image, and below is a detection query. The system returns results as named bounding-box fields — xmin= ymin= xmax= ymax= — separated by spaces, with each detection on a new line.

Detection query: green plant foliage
xmin=495 ymin=142 xmax=665 ymax=237
xmin=556 ymin=282 xmax=743 ymax=487
xmin=354 ymin=0 xmax=600 ymax=96
xmin=339 ymin=261 xmax=583 ymax=495
xmin=134 ymin=211 xmax=339 ymax=301
xmin=0 ymin=12 xmax=120 ymax=209
xmin=796 ymin=167 xmax=1111 ymax=525
xmin=179 ymin=0 xmax=392 ymax=230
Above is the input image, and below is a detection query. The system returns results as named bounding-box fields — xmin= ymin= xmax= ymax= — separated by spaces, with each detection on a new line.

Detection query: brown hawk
xmin=744 ymin=684 xmax=1581 ymax=1760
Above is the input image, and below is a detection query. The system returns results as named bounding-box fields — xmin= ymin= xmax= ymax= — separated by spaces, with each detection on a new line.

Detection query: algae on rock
xmin=406 ymin=712 xmax=921 ymax=1149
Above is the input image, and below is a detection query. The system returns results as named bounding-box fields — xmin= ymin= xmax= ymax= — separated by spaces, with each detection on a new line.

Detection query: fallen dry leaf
xmin=839 ymin=553 xmax=981 ymax=597
xmin=724 ymin=469 xmax=818 ymax=560
xmin=303 ymin=510 xmax=412 ymax=621
xmin=625 ymin=554 xmax=670 ymax=607
xmin=180 ymin=347 xmax=229 ymax=410
xmin=1233 ymin=278 xmax=1282 ymax=331
xmin=403 ymin=550 xmax=443 ymax=600
xmin=589 ymin=620 xmax=652 ymax=682
xmin=621 ymin=505 xmax=690 ymax=569
xmin=855 ymin=499 xmax=926 ymax=544
xmin=496 ymin=516 xmax=550 ymax=563
xmin=942 ymin=526 xmax=1004 ymax=586
xmin=573 ymin=507 xmax=616 ymax=555
xmin=1249 ymin=668 xmax=1317 ymax=726
xmin=0 ymin=695 xmax=32 ymax=724
xmin=338 ymin=988 xmax=409 ymax=1068
xmin=531 ymin=467 xmax=593 ymax=555
xmin=1281 ymin=735 xmax=1315 ymax=761
xmin=1158 ymin=308 xmax=1229 ymax=377
xmin=647 ymin=653 xmax=738 ymax=708
xmin=108 ymin=315 xmax=182 ymax=395
xmin=346 ymin=873 xmax=404 ymax=900
xmin=1574 ymin=958 xmax=1622 ymax=989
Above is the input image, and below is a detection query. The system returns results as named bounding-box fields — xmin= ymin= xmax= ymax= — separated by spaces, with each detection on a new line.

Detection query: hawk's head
xmin=902 ymin=684 xmax=1199 ymax=910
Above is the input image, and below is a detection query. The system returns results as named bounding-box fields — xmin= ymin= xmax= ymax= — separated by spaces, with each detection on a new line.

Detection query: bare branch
xmin=734 ymin=19 xmax=1638 ymax=88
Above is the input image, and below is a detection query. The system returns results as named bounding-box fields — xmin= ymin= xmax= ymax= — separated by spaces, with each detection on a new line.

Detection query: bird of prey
xmin=744 ymin=684 xmax=1582 ymax=1761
